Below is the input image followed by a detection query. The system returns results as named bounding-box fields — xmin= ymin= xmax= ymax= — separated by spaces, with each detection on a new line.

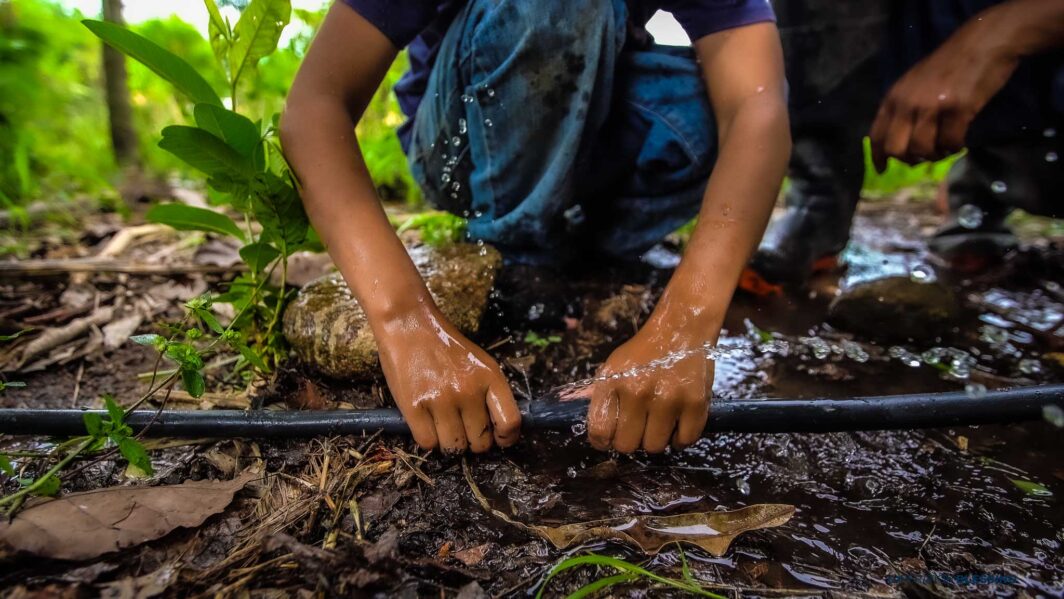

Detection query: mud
xmin=1 ymin=199 xmax=1062 ymax=597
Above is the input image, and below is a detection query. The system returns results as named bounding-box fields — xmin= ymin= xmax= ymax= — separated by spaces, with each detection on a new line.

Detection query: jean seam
xmin=623 ymin=98 xmax=705 ymax=165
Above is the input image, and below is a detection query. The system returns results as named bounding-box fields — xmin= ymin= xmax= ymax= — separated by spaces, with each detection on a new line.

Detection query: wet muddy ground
xmin=1 ymin=196 xmax=1062 ymax=597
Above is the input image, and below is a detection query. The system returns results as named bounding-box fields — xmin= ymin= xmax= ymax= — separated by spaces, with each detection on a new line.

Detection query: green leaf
xmin=0 ymin=381 xmax=26 ymax=391
xmin=31 ymin=475 xmax=61 ymax=497
xmin=182 ymin=368 xmax=206 ymax=398
xmin=229 ymin=0 xmax=291 ymax=87
xmin=194 ymin=307 xmax=225 ymax=335
xmin=148 ymin=203 xmax=247 ymax=241
xmin=82 ymin=20 xmax=222 ymax=107
xmin=237 ymin=342 xmax=270 ymax=373
xmin=130 ymin=333 xmax=164 ymax=348
xmin=1011 ymin=479 xmax=1052 ymax=497
xmin=193 ymin=104 xmax=263 ymax=165
xmin=567 ymin=573 xmax=637 ymax=599
xmin=159 ymin=126 xmax=253 ymax=179
xmin=204 ymin=0 xmax=231 ymax=67
xmin=239 ymin=241 xmax=280 ymax=273
xmin=83 ymin=412 xmax=104 ymax=437
xmin=252 ymin=173 xmax=308 ymax=248
xmin=0 ymin=328 xmax=33 ymax=342
xmin=0 ymin=455 xmax=13 ymax=476
xmin=104 ymin=395 xmax=125 ymax=426
xmin=117 ymin=437 xmax=154 ymax=476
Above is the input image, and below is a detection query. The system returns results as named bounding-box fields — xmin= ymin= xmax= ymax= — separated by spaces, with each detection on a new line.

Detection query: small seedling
xmin=524 ymin=331 xmax=562 ymax=349
xmin=536 ymin=548 xmax=724 ymax=599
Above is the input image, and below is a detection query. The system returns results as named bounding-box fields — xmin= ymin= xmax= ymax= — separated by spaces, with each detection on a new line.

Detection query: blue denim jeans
xmin=406 ymin=0 xmax=716 ymax=263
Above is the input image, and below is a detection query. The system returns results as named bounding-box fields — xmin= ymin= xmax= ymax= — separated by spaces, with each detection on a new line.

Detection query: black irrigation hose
xmin=0 ymin=384 xmax=1060 ymax=438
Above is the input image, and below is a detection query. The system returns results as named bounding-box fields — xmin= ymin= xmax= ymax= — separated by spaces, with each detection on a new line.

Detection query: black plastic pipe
xmin=0 ymin=384 xmax=1060 ymax=438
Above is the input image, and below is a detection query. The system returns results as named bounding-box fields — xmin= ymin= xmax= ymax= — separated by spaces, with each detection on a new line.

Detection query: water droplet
xmin=756 ymin=85 xmax=765 ymax=93
xmin=452 ymin=181 xmax=461 ymax=192
xmin=965 ymin=383 xmax=987 ymax=399
xmin=485 ymin=88 xmax=495 ymax=98
xmin=909 ymin=264 xmax=936 ymax=283
xmin=1043 ymin=405 xmax=1064 ymax=428
xmin=843 ymin=341 xmax=869 ymax=363
xmin=735 ymin=477 xmax=751 ymax=496
xmin=473 ymin=210 xmax=483 ymax=218
xmin=563 ymin=204 xmax=586 ymax=225
xmin=441 ymin=172 xmax=451 ymax=184
xmin=483 ymin=118 xmax=493 ymax=128
xmin=461 ymin=94 xmax=474 ymax=104
xmin=528 ymin=303 xmax=545 ymax=320
xmin=570 ymin=421 xmax=586 ymax=436
xmin=476 ymin=239 xmax=484 ymax=246
xmin=1045 ymin=128 xmax=1057 ymax=138
xmin=458 ymin=118 xmax=467 ymax=134
xmin=451 ymin=136 xmax=462 ymax=147
xmin=957 ymin=204 xmax=984 ymax=229
xmin=937 ymin=92 xmax=948 ymax=101
xmin=979 ymin=325 xmax=1009 ymax=346
xmin=1046 ymin=151 xmax=1058 ymax=163
xmin=1018 ymin=358 xmax=1042 ymax=375
xmin=990 ymin=180 xmax=1007 ymax=194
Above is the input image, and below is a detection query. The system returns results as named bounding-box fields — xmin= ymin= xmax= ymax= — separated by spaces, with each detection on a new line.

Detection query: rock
xmin=282 ymin=243 xmax=502 ymax=379
xmin=828 ymin=276 xmax=961 ymax=341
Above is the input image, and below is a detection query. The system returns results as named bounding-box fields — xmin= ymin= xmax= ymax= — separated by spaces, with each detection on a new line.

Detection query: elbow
xmin=278 ymin=99 xmax=302 ymax=154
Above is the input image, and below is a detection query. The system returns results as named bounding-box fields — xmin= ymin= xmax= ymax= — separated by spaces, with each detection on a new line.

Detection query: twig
xmin=0 ymin=258 xmax=244 ymax=277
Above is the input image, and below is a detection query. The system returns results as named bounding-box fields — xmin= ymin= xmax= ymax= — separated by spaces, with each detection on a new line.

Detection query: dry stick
xmin=0 ymin=258 xmax=244 ymax=277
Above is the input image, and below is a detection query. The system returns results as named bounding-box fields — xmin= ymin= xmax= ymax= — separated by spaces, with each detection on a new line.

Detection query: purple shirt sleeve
xmin=661 ymin=0 xmax=776 ymax=42
xmin=340 ymin=0 xmax=440 ymax=49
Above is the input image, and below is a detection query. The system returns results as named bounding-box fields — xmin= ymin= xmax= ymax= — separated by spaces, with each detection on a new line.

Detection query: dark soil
xmin=1 ymin=197 xmax=1062 ymax=598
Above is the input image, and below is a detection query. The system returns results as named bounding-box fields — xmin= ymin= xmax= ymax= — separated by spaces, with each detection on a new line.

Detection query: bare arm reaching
xmin=280 ymin=5 xmax=521 ymax=453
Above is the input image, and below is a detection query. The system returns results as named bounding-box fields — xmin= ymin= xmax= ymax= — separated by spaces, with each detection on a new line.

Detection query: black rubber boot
xmin=744 ymin=0 xmax=888 ymax=291
xmin=929 ymin=139 xmax=1062 ymax=272
xmin=748 ymin=137 xmax=863 ymax=287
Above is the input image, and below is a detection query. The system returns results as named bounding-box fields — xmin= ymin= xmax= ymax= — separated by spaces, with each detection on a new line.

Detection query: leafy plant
xmin=524 ymin=331 xmax=562 ymax=349
xmin=0 ymin=395 xmax=155 ymax=515
xmin=85 ymin=0 xmax=311 ymax=379
xmin=536 ymin=549 xmax=724 ymax=599
xmin=396 ymin=211 xmax=467 ymax=246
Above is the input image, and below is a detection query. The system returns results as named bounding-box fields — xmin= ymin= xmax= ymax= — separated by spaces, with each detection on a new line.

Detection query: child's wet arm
xmin=647 ymin=23 xmax=791 ymax=337
xmin=280 ymin=4 xmax=434 ymax=328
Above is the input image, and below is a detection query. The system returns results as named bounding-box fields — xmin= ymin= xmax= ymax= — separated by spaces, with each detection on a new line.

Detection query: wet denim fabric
xmin=405 ymin=0 xmax=716 ymax=263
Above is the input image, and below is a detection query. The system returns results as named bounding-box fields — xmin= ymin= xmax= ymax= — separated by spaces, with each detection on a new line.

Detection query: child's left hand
xmin=586 ymin=313 xmax=715 ymax=453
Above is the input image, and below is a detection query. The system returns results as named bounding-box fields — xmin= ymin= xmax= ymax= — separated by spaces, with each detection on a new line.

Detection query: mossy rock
xmin=282 ymin=243 xmax=502 ymax=379
xmin=828 ymin=276 xmax=961 ymax=342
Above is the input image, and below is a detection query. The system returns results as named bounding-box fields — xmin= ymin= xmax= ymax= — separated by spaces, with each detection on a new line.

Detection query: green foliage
xmin=1010 ymin=479 xmax=1052 ymax=497
xmin=147 ymin=203 xmax=247 ymax=241
xmin=82 ymin=395 xmax=154 ymax=475
xmin=83 ymin=19 xmax=222 ymax=106
xmin=524 ymin=331 xmax=562 ymax=349
xmin=861 ymin=137 xmax=960 ymax=195
xmin=537 ymin=551 xmax=724 ymax=599
xmin=86 ymin=0 xmax=309 ymax=379
xmin=396 ymin=211 xmax=468 ymax=246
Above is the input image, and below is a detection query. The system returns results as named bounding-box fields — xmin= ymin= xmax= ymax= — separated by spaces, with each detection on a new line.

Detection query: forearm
xmin=652 ymin=98 xmax=790 ymax=335
xmin=981 ymin=0 xmax=1064 ymax=58
xmin=282 ymin=102 xmax=433 ymax=328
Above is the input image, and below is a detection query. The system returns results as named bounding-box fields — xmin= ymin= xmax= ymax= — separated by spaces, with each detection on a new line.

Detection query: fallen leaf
xmin=453 ymin=543 xmax=491 ymax=566
xmin=102 ymin=309 xmax=145 ymax=350
xmin=463 ymin=461 xmax=793 ymax=556
xmin=0 ymin=471 xmax=258 ymax=560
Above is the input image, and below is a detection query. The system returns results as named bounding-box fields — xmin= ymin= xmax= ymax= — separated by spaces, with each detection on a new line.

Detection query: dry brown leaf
xmin=0 ymin=470 xmax=259 ymax=560
xmin=463 ymin=460 xmax=793 ymax=556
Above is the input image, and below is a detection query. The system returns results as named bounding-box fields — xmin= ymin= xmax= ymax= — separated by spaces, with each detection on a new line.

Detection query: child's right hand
xmin=375 ymin=304 xmax=522 ymax=453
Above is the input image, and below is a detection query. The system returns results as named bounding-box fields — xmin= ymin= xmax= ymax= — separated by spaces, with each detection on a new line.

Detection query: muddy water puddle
xmin=469 ymin=214 xmax=1062 ymax=594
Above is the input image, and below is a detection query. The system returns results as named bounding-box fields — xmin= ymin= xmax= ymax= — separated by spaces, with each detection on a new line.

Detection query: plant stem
xmin=0 ymin=437 xmax=95 ymax=511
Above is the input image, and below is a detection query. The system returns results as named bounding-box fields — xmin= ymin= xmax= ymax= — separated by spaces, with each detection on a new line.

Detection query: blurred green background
xmin=0 ymin=0 xmax=952 ymax=228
